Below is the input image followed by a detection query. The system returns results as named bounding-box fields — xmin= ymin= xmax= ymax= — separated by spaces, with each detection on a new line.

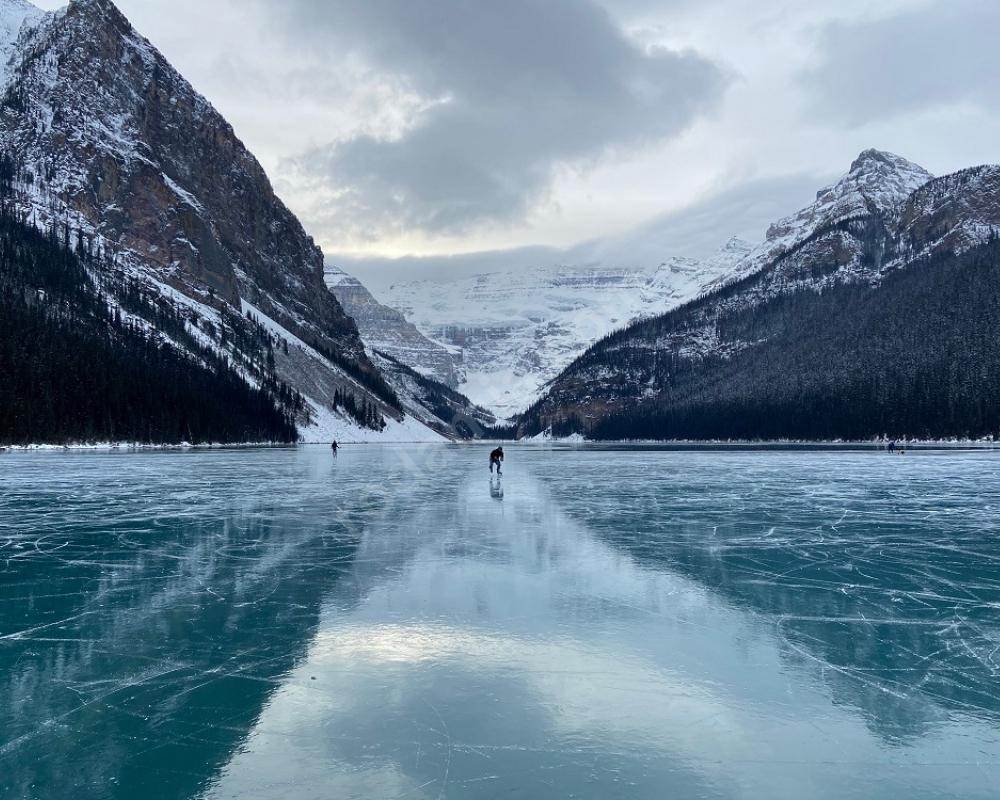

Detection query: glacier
xmin=361 ymin=238 xmax=751 ymax=417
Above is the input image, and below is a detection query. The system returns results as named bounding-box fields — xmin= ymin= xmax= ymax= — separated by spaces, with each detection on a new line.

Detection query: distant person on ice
xmin=490 ymin=446 xmax=504 ymax=475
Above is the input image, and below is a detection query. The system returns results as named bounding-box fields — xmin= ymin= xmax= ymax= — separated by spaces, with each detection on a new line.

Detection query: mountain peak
xmin=850 ymin=148 xmax=914 ymax=173
xmin=68 ymin=0 xmax=117 ymax=13
xmin=721 ymin=236 xmax=753 ymax=254
xmin=821 ymin=148 xmax=932 ymax=219
xmin=725 ymin=149 xmax=934 ymax=283
xmin=324 ymin=263 xmax=362 ymax=289
xmin=845 ymin=148 xmax=932 ymax=194
xmin=64 ymin=0 xmax=139 ymax=41
xmin=774 ymin=148 xmax=932 ymax=242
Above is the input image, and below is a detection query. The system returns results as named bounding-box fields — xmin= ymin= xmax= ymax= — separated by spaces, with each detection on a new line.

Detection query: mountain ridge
xmin=339 ymin=149 xmax=940 ymax=420
xmin=325 ymin=262 xmax=464 ymax=389
xmin=518 ymin=149 xmax=1000 ymax=440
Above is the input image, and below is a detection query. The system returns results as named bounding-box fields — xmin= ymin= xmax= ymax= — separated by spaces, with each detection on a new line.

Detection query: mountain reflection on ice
xmin=539 ymin=451 xmax=1000 ymax=744
xmin=2 ymin=446 xmax=999 ymax=800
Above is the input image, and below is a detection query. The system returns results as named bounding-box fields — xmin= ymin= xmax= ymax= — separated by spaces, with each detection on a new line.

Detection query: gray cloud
xmin=577 ymin=170 xmax=828 ymax=262
xmin=803 ymin=0 xmax=1000 ymax=126
xmin=258 ymin=0 xmax=726 ymax=238
xmin=334 ymin=170 xmax=827 ymax=290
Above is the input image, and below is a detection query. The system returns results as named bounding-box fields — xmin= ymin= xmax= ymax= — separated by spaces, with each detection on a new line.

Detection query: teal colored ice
xmin=2 ymin=446 xmax=999 ymax=799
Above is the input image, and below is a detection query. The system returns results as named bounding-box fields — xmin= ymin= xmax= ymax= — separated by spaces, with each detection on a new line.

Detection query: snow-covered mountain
xmin=520 ymin=149 xmax=1000 ymax=440
xmin=704 ymin=149 xmax=932 ymax=291
xmin=330 ymin=152 xmax=931 ymax=421
xmin=0 ymin=0 xmax=448 ymax=442
xmin=368 ymin=237 xmax=751 ymax=417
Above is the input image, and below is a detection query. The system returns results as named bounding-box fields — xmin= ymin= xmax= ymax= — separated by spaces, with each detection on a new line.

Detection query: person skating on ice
xmin=490 ymin=446 xmax=504 ymax=475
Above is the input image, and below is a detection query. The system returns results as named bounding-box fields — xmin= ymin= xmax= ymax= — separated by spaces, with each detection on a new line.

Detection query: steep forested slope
xmin=0 ymin=188 xmax=298 ymax=445
xmin=370 ymin=350 xmax=497 ymax=439
xmin=566 ymin=238 xmax=1000 ymax=440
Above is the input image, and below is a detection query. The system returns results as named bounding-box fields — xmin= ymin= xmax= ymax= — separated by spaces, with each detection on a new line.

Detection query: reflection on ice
xmin=210 ymin=450 xmax=1000 ymax=800
xmin=0 ymin=450 xmax=372 ymax=800
xmin=540 ymin=453 xmax=1000 ymax=744
xmin=2 ymin=447 xmax=1000 ymax=799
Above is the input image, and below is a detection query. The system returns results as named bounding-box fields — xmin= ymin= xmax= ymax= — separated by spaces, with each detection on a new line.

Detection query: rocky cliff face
xmin=325 ymin=263 xmax=463 ymax=388
xmin=521 ymin=150 xmax=1000 ymax=437
xmin=0 ymin=0 xmax=416 ymax=439
xmin=898 ymin=165 xmax=1000 ymax=260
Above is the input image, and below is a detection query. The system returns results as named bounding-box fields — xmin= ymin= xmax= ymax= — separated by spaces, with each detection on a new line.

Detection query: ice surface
xmin=2 ymin=446 xmax=1000 ymax=799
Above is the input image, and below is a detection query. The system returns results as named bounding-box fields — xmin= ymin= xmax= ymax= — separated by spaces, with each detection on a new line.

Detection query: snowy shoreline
xmin=0 ymin=441 xmax=296 ymax=452
xmin=0 ymin=439 xmax=446 ymax=452
xmin=4 ymin=438 xmax=1000 ymax=453
xmin=513 ymin=438 xmax=1000 ymax=450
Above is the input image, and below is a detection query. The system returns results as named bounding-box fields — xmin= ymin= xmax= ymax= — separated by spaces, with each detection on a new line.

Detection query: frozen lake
xmin=2 ymin=445 xmax=1000 ymax=799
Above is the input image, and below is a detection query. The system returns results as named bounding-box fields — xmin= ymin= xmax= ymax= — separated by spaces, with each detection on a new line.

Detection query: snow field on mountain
xmin=299 ymin=401 xmax=445 ymax=444
xmin=372 ymin=241 xmax=750 ymax=416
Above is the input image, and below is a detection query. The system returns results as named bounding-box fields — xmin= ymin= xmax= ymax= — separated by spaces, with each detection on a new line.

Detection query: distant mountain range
xmin=325 ymin=147 xmax=1000 ymax=439
xmin=328 ymin=238 xmax=751 ymax=417
xmin=518 ymin=150 xmax=1000 ymax=441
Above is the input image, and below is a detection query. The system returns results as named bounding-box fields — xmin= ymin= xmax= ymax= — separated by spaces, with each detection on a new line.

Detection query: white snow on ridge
xmin=162 ymin=172 xmax=204 ymax=214
xmin=240 ymin=299 xmax=444 ymax=442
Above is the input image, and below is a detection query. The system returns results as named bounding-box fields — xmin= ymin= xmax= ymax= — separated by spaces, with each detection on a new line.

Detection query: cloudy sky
xmin=38 ymin=0 xmax=1000 ymax=278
